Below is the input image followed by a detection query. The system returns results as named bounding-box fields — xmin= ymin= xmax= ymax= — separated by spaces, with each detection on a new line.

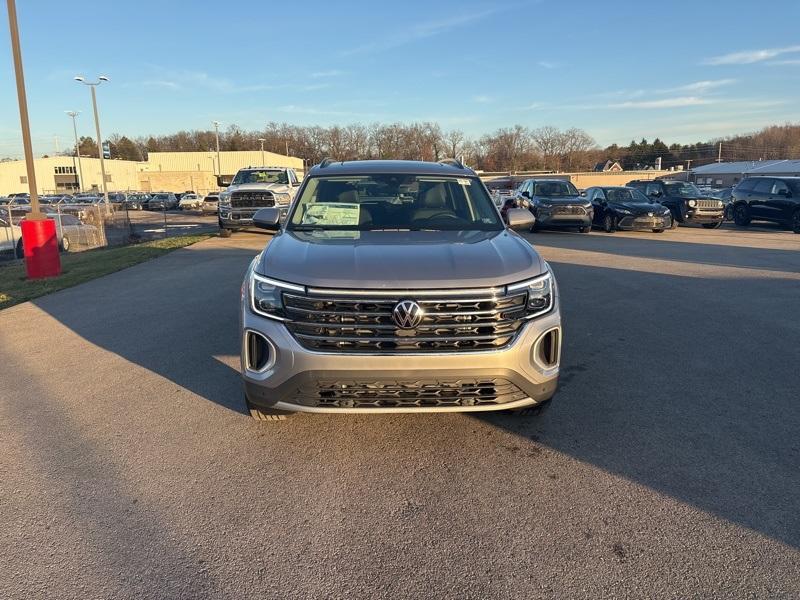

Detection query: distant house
xmin=691 ymin=159 xmax=800 ymax=187
xmin=593 ymin=160 xmax=623 ymax=172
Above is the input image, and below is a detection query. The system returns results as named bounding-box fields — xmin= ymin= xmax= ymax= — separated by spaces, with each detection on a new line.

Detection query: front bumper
xmin=535 ymin=208 xmax=592 ymax=228
xmin=240 ymin=301 xmax=561 ymax=414
xmin=220 ymin=207 xmax=288 ymax=228
xmin=616 ymin=213 xmax=672 ymax=230
xmin=683 ymin=208 xmax=724 ymax=224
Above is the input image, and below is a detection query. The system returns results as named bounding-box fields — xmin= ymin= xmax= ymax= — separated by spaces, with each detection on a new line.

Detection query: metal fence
xmin=1 ymin=201 xmax=218 ymax=261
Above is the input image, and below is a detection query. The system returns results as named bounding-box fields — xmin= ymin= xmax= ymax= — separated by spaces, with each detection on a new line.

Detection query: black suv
xmin=515 ymin=179 xmax=593 ymax=233
xmin=627 ymin=179 xmax=725 ymax=228
xmin=730 ymin=176 xmax=800 ymax=233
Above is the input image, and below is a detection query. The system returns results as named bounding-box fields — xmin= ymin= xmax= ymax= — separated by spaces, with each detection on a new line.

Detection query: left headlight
xmin=274 ymin=193 xmax=291 ymax=206
xmin=507 ymin=269 xmax=555 ymax=319
xmin=219 ymin=192 xmax=231 ymax=207
xmin=250 ymin=272 xmax=305 ymax=321
xmin=688 ymin=199 xmax=697 ymax=208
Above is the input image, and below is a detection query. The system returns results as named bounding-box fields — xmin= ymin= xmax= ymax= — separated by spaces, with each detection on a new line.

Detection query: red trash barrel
xmin=21 ymin=218 xmax=61 ymax=279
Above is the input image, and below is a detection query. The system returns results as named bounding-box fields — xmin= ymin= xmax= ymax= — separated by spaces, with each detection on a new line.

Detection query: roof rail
xmin=319 ymin=157 xmax=337 ymax=168
xmin=438 ymin=158 xmax=464 ymax=169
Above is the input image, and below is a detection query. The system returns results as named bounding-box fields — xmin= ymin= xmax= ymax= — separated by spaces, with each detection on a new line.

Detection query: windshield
xmin=287 ymin=174 xmax=503 ymax=232
xmin=664 ymin=182 xmax=704 ymax=198
xmin=533 ymin=181 xmax=579 ymax=197
xmin=232 ymin=169 xmax=288 ymax=185
xmin=606 ymin=188 xmax=650 ymax=203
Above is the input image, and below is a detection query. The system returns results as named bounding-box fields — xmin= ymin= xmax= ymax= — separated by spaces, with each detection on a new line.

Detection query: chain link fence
xmin=1 ymin=197 xmax=218 ymax=261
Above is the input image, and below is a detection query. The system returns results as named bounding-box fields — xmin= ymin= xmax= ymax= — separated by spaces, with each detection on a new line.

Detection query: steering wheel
xmin=425 ymin=212 xmax=460 ymax=220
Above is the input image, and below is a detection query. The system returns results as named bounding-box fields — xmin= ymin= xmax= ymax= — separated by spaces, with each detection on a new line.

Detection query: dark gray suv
xmin=239 ymin=160 xmax=562 ymax=420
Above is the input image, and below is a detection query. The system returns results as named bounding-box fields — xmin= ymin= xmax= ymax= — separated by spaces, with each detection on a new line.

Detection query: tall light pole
xmin=258 ymin=138 xmax=266 ymax=166
xmin=6 ymin=0 xmax=61 ymax=277
xmin=212 ymin=121 xmax=221 ymax=176
xmin=74 ymin=75 xmax=109 ymax=204
xmin=65 ymin=111 xmax=84 ymax=191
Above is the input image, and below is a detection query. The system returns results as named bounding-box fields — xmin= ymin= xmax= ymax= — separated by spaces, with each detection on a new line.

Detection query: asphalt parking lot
xmin=1 ymin=224 xmax=798 ymax=599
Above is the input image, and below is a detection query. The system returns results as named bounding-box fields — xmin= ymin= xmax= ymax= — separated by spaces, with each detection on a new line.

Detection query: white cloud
xmin=538 ymin=61 xmax=558 ymax=69
xmin=515 ymin=103 xmax=544 ymax=111
xmin=767 ymin=59 xmax=800 ymax=66
xmin=608 ymin=97 xmax=715 ymax=109
xmin=340 ymin=6 xmax=504 ymax=56
xmin=703 ymin=45 xmax=800 ymax=65
xmin=660 ymin=79 xmax=737 ymax=93
xmin=310 ymin=70 xmax=345 ymax=78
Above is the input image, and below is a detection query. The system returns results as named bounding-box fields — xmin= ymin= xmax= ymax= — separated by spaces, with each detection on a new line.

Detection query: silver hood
xmin=256 ymin=230 xmax=546 ymax=290
xmin=227 ymin=182 xmax=292 ymax=194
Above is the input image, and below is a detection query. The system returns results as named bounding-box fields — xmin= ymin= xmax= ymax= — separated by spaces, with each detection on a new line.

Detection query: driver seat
xmin=412 ymin=183 xmax=454 ymax=222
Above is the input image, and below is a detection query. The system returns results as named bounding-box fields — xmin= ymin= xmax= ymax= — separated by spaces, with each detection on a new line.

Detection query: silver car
xmin=239 ymin=160 xmax=562 ymax=420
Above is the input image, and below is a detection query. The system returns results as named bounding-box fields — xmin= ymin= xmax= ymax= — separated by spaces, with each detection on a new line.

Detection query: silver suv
xmin=239 ymin=160 xmax=562 ymax=420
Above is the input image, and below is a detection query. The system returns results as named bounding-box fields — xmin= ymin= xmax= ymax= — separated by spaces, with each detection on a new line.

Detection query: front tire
xmin=60 ymin=236 xmax=70 ymax=252
xmin=578 ymin=225 xmax=591 ymax=234
xmin=652 ymin=229 xmax=664 ymax=233
xmin=792 ymin=209 xmax=800 ymax=234
xmin=245 ymin=395 xmax=293 ymax=421
xmin=602 ymin=214 xmax=616 ymax=233
xmin=14 ymin=239 xmax=23 ymax=259
xmin=733 ymin=204 xmax=751 ymax=226
xmin=702 ymin=221 xmax=723 ymax=229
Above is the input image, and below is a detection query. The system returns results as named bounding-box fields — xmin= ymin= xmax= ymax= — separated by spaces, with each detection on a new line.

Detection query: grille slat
xmin=283 ymin=290 xmax=528 ymax=354
xmin=292 ymin=378 xmax=529 ymax=408
xmin=231 ymin=191 xmax=275 ymax=208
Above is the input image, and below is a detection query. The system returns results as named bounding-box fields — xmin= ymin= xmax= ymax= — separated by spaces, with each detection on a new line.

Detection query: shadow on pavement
xmin=525 ymin=229 xmax=800 ymax=274
xmin=478 ymin=258 xmax=800 ymax=550
xmin=31 ymin=240 xmax=258 ymax=416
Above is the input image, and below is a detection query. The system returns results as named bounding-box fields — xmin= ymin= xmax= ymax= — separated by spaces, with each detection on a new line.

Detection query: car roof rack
xmin=438 ymin=158 xmax=464 ymax=169
xmin=319 ymin=157 xmax=338 ymax=168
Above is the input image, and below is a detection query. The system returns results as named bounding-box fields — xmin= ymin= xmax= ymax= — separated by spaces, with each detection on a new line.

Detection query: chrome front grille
xmin=619 ymin=215 xmax=669 ymax=229
xmin=231 ymin=191 xmax=275 ymax=208
xmin=283 ymin=289 xmax=529 ymax=353
xmin=695 ymin=199 xmax=721 ymax=210
xmin=292 ymin=378 xmax=528 ymax=408
xmin=552 ymin=205 xmax=586 ymax=215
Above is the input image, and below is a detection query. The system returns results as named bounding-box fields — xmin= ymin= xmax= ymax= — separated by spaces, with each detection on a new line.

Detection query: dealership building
xmin=0 ymin=150 xmax=303 ymax=197
xmin=690 ymin=160 xmax=800 ymax=188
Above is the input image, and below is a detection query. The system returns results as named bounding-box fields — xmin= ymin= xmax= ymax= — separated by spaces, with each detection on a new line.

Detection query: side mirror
xmin=253 ymin=207 xmax=282 ymax=230
xmin=506 ymin=208 xmax=535 ymax=231
xmin=649 ymin=190 xmax=662 ymax=198
xmin=777 ymin=188 xmax=790 ymax=197
xmin=521 ymin=190 xmax=531 ymax=199
xmin=579 ymin=190 xmax=587 ymax=197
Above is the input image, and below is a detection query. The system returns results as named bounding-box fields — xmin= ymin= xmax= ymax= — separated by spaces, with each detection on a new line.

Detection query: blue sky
xmin=1 ymin=0 xmax=799 ymax=158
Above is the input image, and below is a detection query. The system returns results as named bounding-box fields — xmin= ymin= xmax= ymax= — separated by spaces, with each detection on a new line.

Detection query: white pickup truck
xmin=217 ymin=166 xmax=301 ymax=236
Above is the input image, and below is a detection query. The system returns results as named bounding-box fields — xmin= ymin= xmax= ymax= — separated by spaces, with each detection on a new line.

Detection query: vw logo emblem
xmin=392 ymin=300 xmax=424 ymax=329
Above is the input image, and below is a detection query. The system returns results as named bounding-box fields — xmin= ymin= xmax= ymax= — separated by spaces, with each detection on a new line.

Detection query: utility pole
xmin=66 ymin=111 xmax=84 ymax=191
xmin=285 ymin=140 xmax=289 ymax=156
xmin=53 ymin=135 xmax=60 ymax=154
xmin=685 ymin=159 xmax=693 ymax=171
xmin=258 ymin=138 xmax=266 ymax=166
xmin=717 ymin=142 xmax=722 ymax=163
xmin=74 ymin=75 xmax=110 ymax=204
xmin=7 ymin=0 xmax=62 ymax=277
xmin=212 ymin=121 xmax=221 ymax=176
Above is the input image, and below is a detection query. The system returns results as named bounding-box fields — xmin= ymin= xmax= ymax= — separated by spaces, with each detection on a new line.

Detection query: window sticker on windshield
xmin=457 ymin=178 xmax=472 ymax=186
xmin=301 ymin=203 xmax=361 ymax=226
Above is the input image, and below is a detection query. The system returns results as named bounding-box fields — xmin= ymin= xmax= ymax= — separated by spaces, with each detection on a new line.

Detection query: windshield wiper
xmin=291 ymin=225 xmax=358 ymax=231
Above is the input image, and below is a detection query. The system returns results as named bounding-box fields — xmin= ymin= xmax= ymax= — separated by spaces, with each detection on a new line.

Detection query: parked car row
xmin=1 ymin=212 xmax=100 ymax=257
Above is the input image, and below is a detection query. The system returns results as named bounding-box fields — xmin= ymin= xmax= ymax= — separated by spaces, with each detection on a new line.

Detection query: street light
xmin=6 ymin=0 xmax=61 ymax=277
xmin=258 ymin=138 xmax=266 ymax=166
xmin=65 ymin=111 xmax=84 ymax=191
xmin=212 ymin=120 xmax=221 ymax=176
xmin=74 ymin=75 xmax=110 ymax=204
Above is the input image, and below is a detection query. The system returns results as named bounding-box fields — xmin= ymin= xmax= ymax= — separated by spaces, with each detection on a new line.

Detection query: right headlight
xmin=249 ymin=272 xmax=304 ymax=321
xmin=507 ymin=268 xmax=555 ymax=319
xmin=688 ymin=199 xmax=697 ymax=208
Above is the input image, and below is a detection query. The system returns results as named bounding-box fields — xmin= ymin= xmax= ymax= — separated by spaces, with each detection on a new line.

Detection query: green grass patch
xmin=0 ymin=234 xmax=211 ymax=310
